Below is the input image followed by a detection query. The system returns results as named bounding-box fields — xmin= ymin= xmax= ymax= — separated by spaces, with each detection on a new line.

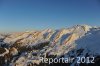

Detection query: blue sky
xmin=0 ymin=0 xmax=100 ymax=32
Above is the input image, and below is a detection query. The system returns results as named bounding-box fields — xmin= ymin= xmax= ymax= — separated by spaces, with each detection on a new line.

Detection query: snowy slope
xmin=0 ymin=25 xmax=100 ymax=66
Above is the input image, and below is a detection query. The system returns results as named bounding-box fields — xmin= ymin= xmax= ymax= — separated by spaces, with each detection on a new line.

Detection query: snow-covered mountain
xmin=0 ymin=25 xmax=100 ymax=66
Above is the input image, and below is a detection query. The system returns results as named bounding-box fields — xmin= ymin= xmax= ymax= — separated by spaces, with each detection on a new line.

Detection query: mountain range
xmin=0 ymin=25 xmax=100 ymax=66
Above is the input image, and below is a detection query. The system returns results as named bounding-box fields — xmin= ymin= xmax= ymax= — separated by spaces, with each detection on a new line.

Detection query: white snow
xmin=0 ymin=25 xmax=100 ymax=66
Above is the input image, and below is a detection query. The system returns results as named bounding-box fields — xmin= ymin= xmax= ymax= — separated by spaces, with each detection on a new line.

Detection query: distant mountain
xmin=0 ymin=25 xmax=100 ymax=66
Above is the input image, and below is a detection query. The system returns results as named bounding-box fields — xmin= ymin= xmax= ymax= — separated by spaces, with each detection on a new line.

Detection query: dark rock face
xmin=0 ymin=48 xmax=6 ymax=54
xmin=0 ymin=56 xmax=5 ymax=66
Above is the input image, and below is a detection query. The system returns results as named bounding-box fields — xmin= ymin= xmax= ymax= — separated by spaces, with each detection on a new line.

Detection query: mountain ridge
xmin=0 ymin=25 xmax=100 ymax=66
